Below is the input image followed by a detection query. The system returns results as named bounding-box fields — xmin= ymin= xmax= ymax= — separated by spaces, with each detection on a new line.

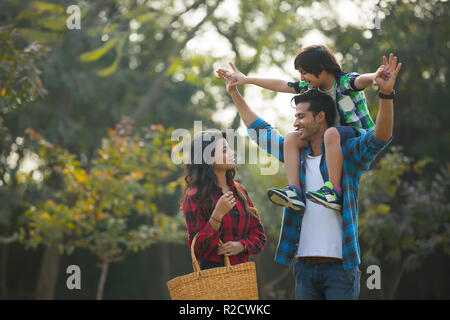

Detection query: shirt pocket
xmin=338 ymin=95 xmax=355 ymax=113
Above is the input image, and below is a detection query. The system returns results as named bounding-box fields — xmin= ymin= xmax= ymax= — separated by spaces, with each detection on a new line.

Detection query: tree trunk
xmin=263 ymin=264 xmax=293 ymax=299
xmin=380 ymin=287 xmax=386 ymax=300
xmin=96 ymin=260 xmax=109 ymax=300
xmin=160 ymin=242 xmax=170 ymax=300
xmin=254 ymin=254 xmax=266 ymax=300
xmin=389 ymin=265 xmax=405 ymax=300
xmin=35 ymin=243 xmax=62 ymax=300
xmin=1 ymin=242 xmax=8 ymax=299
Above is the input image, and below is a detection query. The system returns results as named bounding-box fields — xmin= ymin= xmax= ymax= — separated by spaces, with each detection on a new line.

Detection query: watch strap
xmin=379 ymin=89 xmax=395 ymax=99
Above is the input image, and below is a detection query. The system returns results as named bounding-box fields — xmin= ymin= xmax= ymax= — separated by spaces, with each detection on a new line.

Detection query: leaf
xmin=31 ymin=1 xmax=65 ymax=14
xmin=17 ymin=28 xmax=61 ymax=43
xmin=167 ymin=57 xmax=182 ymax=75
xmin=103 ymin=23 xmax=119 ymax=34
xmin=36 ymin=16 xmax=67 ymax=31
xmin=41 ymin=212 xmax=51 ymax=220
xmin=73 ymin=168 xmax=88 ymax=183
xmin=79 ymin=38 xmax=119 ymax=63
xmin=135 ymin=12 xmax=156 ymax=24
xmin=97 ymin=37 xmax=126 ymax=77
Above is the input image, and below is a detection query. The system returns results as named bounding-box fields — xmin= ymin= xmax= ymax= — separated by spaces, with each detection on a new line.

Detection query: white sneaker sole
xmin=267 ymin=189 xmax=305 ymax=212
xmin=306 ymin=193 xmax=342 ymax=212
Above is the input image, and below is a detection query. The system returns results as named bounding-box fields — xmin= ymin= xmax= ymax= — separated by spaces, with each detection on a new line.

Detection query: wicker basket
xmin=167 ymin=234 xmax=259 ymax=300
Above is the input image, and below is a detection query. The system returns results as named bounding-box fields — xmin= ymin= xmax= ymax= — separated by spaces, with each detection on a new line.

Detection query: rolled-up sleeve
xmin=287 ymin=81 xmax=310 ymax=94
xmin=339 ymin=72 xmax=363 ymax=92
xmin=344 ymin=130 xmax=392 ymax=169
xmin=247 ymin=117 xmax=285 ymax=163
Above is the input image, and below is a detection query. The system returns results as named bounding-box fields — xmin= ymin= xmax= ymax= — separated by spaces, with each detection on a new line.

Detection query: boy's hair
xmin=294 ymin=45 xmax=342 ymax=77
xmin=292 ymin=89 xmax=336 ymax=128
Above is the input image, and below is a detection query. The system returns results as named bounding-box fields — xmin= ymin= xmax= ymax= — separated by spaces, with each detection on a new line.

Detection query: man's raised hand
xmin=216 ymin=64 xmax=239 ymax=94
xmin=225 ymin=78 xmax=238 ymax=94
xmin=375 ymin=53 xmax=402 ymax=94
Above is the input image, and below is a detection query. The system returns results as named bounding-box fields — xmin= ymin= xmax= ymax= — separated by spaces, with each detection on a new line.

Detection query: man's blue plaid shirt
xmin=247 ymin=117 xmax=391 ymax=270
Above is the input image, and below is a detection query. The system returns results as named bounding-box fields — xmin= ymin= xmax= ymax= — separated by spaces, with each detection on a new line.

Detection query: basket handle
xmin=191 ymin=233 xmax=231 ymax=272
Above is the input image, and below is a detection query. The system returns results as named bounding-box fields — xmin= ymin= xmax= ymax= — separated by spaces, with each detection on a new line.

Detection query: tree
xmin=0 ymin=24 xmax=48 ymax=299
xmin=19 ymin=118 xmax=185 ymax=299
xmin=0 ymin=25 xmax=48 ymax=114
xmin=1 ymin=0 xmax=321 ymax=299
xmin=359 ymin=147 xmax=450 ymax=299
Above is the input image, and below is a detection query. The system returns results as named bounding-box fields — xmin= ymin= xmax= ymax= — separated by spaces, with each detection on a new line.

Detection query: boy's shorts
xmin=335 ymin=126 xmax=361 ymax=145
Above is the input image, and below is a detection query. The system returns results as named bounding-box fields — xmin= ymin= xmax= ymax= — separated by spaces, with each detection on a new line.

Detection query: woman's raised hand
xmin=213 ymin=191 xmax=236 ymax=218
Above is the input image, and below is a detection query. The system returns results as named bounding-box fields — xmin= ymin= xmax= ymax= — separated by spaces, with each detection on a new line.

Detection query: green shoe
xmin=306 ymin=181 xmax=342 ymax=212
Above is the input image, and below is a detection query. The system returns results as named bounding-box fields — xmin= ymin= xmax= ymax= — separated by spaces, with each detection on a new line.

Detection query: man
xmin=219 ymin=54 xmax=401 ymax=300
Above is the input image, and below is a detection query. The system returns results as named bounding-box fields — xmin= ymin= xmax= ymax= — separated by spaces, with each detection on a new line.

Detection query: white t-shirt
xmin=318 ymin=84 xmax=341 ymax=127
xmin=296 ymin=154 xmax=343 ymax=258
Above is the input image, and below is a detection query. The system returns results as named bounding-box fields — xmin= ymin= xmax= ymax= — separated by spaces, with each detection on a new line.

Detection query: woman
xmin=181 ymin=130 xmax=266 ymax=270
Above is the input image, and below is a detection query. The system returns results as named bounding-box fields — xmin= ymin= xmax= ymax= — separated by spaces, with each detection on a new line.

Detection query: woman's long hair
xmin=180 ymin=130 xmax=258 ymax=220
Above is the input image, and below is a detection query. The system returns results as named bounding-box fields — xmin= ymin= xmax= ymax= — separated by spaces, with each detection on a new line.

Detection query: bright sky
xmin=184 ymin=0 xmax=380 ymax=135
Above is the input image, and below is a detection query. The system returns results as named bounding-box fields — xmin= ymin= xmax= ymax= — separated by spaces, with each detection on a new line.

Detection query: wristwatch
xmin=379 ymin=89 xmax=395 ymax=99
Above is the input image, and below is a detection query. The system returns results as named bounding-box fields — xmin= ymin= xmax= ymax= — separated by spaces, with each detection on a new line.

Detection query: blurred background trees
xmin=0 ymin=0 xmax=448 ymax=299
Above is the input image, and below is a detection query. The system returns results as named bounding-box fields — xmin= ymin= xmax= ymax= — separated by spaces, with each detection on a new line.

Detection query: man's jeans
xmin=293 ymin=259 xmax=361 ymax=300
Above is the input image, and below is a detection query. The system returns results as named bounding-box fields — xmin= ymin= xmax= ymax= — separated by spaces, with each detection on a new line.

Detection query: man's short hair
xmin=292 ymin=89 xmax=336 ymax=128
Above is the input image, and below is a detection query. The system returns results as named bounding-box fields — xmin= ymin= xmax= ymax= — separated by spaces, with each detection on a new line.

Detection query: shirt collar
xmin=304 ymin=139 xmax=326 ymax=157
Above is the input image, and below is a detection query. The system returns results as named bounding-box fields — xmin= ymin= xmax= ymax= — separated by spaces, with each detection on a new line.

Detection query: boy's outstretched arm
xmin=354 ymin=72 xmax=377 ymax=90
xmin=216 ymin=62 xmax=297 ymax=94
xmin=219 ymin=74 xmax=285 ymax=163
xmin=354 ymin=65 xmax=391 ymax=90
xmin=373 ymin=53 xmax=402 ymax=142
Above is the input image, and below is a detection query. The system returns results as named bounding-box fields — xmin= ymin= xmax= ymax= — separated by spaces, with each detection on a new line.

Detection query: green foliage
xmin=19 ymin=118 xmax=185 ymax=262
xmin=96 ymin=36 xmax=126 ymax=77
xmin=359 ymin=147 xmax=450 ymax=271
xmin=0 ymin=25 xmax=48 ymax=113
xmin=0 ymin=23 xmax=49 ymax=246
xmin=79 ymin=38 xmax=119 ymax=63
xmin=14 ymin=0 xmax=67 ymax=43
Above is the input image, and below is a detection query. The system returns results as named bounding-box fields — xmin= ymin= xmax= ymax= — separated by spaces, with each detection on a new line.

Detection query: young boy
xmin=217 ymin=45 xmax=388 ymax=212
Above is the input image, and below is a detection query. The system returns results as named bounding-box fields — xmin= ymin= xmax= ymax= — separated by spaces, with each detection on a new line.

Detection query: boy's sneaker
xmin=306 ymin=181 xmax=342 ymax=212
xmin=267 ymin=185 xmax=305 ymax=213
